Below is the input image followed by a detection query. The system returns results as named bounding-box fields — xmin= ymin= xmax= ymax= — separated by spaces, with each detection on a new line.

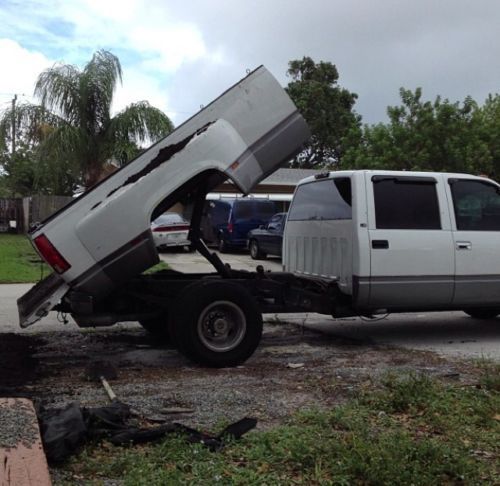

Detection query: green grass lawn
xmin=58 ymin=368 xmax=499 ymax=485
xmin=0 ymin=233 xmax=169 ymax=284
xmin=0 ymin=233 xmax=50 ymax=283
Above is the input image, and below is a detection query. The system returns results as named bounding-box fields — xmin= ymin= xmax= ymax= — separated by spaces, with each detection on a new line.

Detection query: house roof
xmin=224 ymin=168 xmax=320 ymax=187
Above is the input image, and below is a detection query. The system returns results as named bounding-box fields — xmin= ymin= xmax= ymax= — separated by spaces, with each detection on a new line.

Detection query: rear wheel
xmin=168 ymin=280 xmax=263 ymax=367
xmin=249 ymin=239 xmax=266 ymax=260
xmin=463 ymin=308 xmax=500 ymax=319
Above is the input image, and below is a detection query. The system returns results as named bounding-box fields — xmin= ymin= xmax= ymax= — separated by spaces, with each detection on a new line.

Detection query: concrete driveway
xmin=274 ymin=311 xmax=500 ymax=362
xmin=2 ymin=250 xmax=499 ymax=361
xmin=159 ymin=248 xmax=283 ymax=273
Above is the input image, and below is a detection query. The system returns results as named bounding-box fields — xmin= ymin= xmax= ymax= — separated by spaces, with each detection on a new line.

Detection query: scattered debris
xmin=286 ymin=362 xmax=305 ymax=369
xmin=38 ymin=400 xmax=256 ymax=463
xmin=160 ymin=407 xmax=195 ymax=414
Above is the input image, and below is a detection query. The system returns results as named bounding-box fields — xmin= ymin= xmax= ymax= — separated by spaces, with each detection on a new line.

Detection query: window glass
xmin=208 ymin=201 xmax=231 ymax=225
xmin=288 ymin=178 xmax=352 ymax=221
xmin=233 ymin=201 xmax=276 ymax=220
xmin=450 ymin=180 xmax=500 ymax=231
xmin=373 ymin=178 xmax=441 ymax=229
xmin=155 ymin=213 xmax=186 ymax=225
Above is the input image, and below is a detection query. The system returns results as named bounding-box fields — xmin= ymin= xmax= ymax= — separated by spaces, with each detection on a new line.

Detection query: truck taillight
xmin=33 ymin=234 xmax=71 ymax=274
xmin=228 ymin=222 xmax=233 ymax=233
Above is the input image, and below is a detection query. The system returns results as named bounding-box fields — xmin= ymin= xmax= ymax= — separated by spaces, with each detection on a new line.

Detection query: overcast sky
xmin=1 ymin=0 xmax=499 ymax=127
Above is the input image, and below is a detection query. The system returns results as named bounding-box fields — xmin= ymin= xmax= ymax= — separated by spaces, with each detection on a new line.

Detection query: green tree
xmin=0 ymin=50 xmax=173 ymax=190
xmin=473 ymin=94 xmax=500 ymax=179
xmin=0 ymin=141 xmax=79 ymax=196
xmin=344 ymin=88 xmax=494 ymax=177
xmin=286 ymin=57 xmax=361 ymax=169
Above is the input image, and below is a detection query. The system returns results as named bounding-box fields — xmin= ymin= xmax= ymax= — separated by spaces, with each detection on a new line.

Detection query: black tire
xmin=168 ymin=280 xmax=263 ymax=367
xmin=249 ymin=239 xmax=266 ymax=260
xmin=139 ymin=315 xmax=170 ymax=341
xmin=463 ymin=308 xmax=500 ymax=319
xmin=218 ymin=237 xmax=229 ymax=253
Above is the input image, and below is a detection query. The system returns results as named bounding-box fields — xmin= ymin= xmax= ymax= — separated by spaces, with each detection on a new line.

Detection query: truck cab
xmin=283 ymin=170 xmax=500 ymax=316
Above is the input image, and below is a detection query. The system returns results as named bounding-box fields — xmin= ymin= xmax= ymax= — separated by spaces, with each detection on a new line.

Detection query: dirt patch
xmin=0 ymin=323 xmax=474 ymax=432
xmin=0 ymin=334 xmax=45 ymax=393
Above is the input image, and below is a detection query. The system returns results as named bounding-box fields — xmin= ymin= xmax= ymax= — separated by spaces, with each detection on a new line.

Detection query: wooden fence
xmin=0 ymin=198 xmax=23 ymax=233
xmin=0 ymin=195 xmax=72 ymax=233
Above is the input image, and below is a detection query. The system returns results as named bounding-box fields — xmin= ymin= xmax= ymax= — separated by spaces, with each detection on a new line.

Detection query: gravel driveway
xmin=0 ymin=320 xmax=480 ymax=434
xmin=1 ymin=250 xmax=498 ymax=434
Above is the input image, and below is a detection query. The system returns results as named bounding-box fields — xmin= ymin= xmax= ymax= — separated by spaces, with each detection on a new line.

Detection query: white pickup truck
xmin=284 ymin=170 xmax=500 ymax=319
xmin=19 ymin=70 xmax=499 ymax=368
xmin=18 ymin=66 xmax=312 ymax=367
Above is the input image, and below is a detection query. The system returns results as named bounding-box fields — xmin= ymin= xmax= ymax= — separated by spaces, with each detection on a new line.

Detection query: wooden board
xmin=0 ymin=398 xmax=51 ymax=486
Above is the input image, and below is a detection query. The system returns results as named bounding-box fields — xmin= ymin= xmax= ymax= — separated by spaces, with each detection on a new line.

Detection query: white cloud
xmin=1 ymin=0 xmax=500 ymax=126
xmin=0 ymin=39 xmax=53 ymax=105
xmin=112 ymin=69 xmax=170 ymax=116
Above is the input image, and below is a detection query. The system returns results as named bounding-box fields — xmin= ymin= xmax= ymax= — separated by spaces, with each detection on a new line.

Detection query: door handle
xmin=456 ymin=241 xmax=472 ymax=250
xmin=372 ymin=239 xmax=389 ymax=249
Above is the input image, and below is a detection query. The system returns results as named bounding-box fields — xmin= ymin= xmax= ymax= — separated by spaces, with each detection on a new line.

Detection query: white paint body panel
xmin=284 ymin=170 xmax=500 ymax=312
xmin=19 ymin=66 xmax=310 ymax=327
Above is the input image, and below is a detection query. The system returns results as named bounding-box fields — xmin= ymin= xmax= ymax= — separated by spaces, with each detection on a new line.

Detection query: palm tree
xmin=0 ymin=50 xmax=173 ymax=189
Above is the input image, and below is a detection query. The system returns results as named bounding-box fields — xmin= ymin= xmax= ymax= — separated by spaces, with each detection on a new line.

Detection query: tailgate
xmin=17 ymin=273 xmax=69 ymax=328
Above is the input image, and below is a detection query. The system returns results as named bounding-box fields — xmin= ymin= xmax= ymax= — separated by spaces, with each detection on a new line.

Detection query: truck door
xmin=367 ymin=175 xmax=455 ymax=309
xmin=447 ymin=178 xmax=500 ymax=305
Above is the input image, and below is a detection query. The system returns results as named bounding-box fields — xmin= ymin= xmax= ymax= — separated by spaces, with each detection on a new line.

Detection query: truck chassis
xmin=54 ymin=187 xmax=347 ymax=367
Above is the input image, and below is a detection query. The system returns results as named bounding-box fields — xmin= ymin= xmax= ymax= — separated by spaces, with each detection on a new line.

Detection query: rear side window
xmin=288 ymin=178 xmax=352 ymax=221
xmin=373 ymin=177 xmax=441 ymax=229
xmin=233 ymin=201 xmax=276 ymax=220
xmin=450 ymin=179 xmax=500 ymax=231
xmin=207 ymin=201 xmax=231 ymax=225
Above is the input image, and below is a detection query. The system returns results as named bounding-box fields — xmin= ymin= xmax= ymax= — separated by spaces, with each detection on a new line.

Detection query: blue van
xmin=201 ymin=198 xmax=277 ymax=252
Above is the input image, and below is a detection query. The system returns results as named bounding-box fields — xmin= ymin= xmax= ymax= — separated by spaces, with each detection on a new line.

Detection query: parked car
xmin=201 ymin=198 xmax=277 ymax=252
xmin=151 ymin=213 xmax=191 ymax=251
xmin=247 ymin=212 xmax=286 ymax=259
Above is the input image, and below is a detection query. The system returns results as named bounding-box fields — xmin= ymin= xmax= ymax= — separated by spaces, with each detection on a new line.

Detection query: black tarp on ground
xmin=38 ymin=401 xmax=257 ymax=463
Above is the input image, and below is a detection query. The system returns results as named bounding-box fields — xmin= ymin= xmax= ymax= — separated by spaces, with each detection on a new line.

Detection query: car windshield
xmin=154 ymin=213 xmax=186 ymax=225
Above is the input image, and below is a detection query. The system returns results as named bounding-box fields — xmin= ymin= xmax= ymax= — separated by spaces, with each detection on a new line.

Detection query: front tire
xmin=249 ymin=239 xmax=266 ymax=260
xmin=168 ymin=281 xmax=263 ymax=367
xmin=463 ymin=308 xmax=500 ymax=319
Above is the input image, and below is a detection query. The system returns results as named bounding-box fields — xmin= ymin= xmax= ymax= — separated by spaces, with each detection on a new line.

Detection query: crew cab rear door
xmin=447 ymin=177 xmax=500 ymax=305
xmin=367 ymin=174 xmax=455 ymax=309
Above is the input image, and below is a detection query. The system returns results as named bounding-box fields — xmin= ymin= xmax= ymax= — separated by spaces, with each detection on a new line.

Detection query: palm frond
xmin=35 ymin=64 xmax=80 ymax=123
xmin=108 ymin=101 xmax=174 ymax=146
xmin=37 ymin=124 xmax=87 ymax=165
xmin=0 ymin=102 xmax=65 ymax=147
xmin=80 ymin=50 xmax=122 ymax=133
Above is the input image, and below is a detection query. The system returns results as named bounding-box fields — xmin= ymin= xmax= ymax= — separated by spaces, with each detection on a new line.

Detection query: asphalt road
xmin=1 ymin=250 xmax=499 ymax=361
